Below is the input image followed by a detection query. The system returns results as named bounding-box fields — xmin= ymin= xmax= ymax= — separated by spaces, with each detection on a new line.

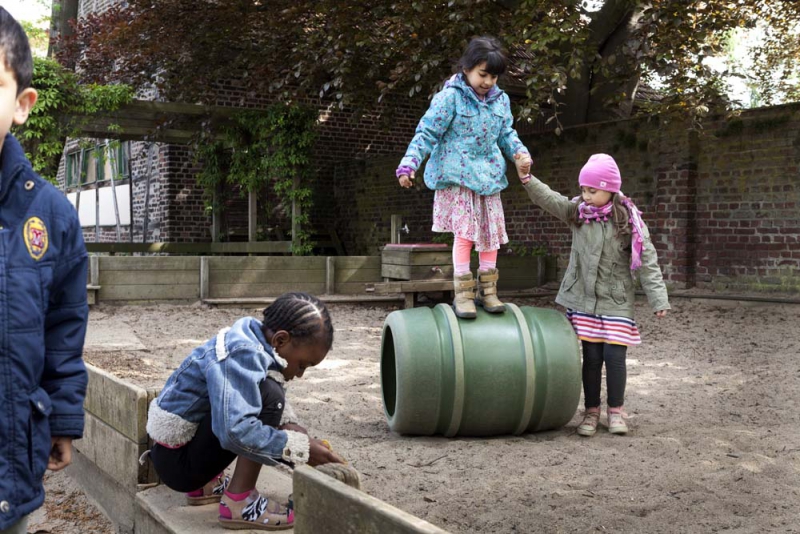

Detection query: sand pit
xmin=70 ymin=297 xmax=800 ymax=533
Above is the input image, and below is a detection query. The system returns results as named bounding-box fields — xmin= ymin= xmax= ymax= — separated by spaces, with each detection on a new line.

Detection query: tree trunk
xmin=560 ymin=0 xmax=644 ymax=127
xmin=499 ymin=0 xmax=647 ymax=127
xmin=48 ymin=0 xmax=80 ymax=57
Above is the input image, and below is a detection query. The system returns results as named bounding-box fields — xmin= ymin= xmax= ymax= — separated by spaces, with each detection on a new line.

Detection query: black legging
xmin=581 ymin=340 xmax=627 ymax=409
xmin=150 ymin=377 xmax=286 ymax=492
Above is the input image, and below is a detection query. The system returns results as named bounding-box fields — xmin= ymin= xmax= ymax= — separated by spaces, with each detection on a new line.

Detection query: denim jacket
xmin=146 ymin=317 xmax=309 ymax=465
xmin=523 ymin=175 xmax=670 ymax=318
xmin=399 ymin=74 xmax=528 ymax=195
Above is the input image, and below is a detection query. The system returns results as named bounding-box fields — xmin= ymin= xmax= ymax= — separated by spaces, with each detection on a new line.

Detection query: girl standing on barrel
xmin=396 ymin=36 xmax=532 ymax=318
xmin=519 ymin=154 xmax=670 ymax=436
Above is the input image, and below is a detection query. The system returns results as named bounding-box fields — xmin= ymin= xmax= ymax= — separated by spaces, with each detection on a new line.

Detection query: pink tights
xmin=453 ymin=237 xmax=497 ymax=276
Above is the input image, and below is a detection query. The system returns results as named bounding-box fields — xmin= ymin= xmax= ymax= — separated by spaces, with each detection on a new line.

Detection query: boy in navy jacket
xmin=0 ymin=8 xmax=89 ymax=533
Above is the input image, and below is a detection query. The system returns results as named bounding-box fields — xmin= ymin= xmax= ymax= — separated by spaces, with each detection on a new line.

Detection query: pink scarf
xmin=573 ymin=194 xmax=646 ymax=270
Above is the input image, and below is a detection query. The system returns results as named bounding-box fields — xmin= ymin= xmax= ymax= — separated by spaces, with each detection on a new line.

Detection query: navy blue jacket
xmin=0 ymin=134 xmax=89 ymax=528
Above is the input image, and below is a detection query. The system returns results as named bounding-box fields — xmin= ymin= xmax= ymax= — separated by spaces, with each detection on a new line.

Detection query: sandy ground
xmin=36 ymin=296 xmax=800 ymax=533
xmin=29 ymin=469 xmax=114 ymax=533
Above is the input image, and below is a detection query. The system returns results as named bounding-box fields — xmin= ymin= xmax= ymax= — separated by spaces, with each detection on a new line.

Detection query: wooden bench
xmin=372 ymin=279 xmax=454 ymax=309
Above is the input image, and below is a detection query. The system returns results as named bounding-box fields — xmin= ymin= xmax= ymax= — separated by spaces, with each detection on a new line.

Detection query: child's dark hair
xmin=457 ymin=36 xmax=507 ymax=76
xmin=262 ymin=292 xmax=334 ymax=350
xmin=0 ymin=7 xmax=33 ymax=94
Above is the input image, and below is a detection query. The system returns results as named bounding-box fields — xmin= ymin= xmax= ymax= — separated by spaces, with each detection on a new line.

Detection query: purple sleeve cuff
xmin=396 ymin=166 xmax=414 ymax=178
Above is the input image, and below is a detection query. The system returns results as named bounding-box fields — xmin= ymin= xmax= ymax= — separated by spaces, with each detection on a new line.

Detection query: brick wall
xmin=693 ymin=106 xmax=800 ymax=291
xmin=333 ymin=105 xmax=800 ymax=293
xmin=194 ymin=82 xmax=428 ymax=238
xmin=67 ymin=0 xmax=427 ymax=244
xmin=56 ymin=139 xmax=211 ymax=243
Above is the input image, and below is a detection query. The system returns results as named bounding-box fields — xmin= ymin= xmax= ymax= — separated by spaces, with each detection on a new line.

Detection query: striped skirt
xmin=566 ymin=309 xmax=642 ymax=346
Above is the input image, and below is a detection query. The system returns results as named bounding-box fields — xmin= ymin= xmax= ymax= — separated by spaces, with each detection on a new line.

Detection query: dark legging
xmin=150 ymin=377 xmax=286 ymax=492
xmin=582 ymin=340 xmax=627 ymax=409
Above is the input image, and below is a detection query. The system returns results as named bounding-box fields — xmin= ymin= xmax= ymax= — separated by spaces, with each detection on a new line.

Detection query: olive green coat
xmin=523 ymin=176 xmax=670 ymax=319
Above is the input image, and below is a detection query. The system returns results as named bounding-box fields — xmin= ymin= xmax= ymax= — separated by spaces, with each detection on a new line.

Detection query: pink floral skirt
xmin=432 ymin=186 xmax=508 ymax=252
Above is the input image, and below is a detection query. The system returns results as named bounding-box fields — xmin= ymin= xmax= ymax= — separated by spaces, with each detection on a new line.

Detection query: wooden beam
xmin=293 ymin=466 xmax=449 ymax=534
xmin=326 ymin=257 xmax=335 ymax=294
xmin=212 ymin=188 xmax=221 ymax=244
xmin=390 ymin=214 xmax=402 ymax=244
xmin=85 ymin=242 xmax=292 ymax=255
xmin=291 ymin=174 xmax=300 ymax=255
xmin=372 ymin=280 xmax=455 ymax=294
xmin=248 ymin=190 xmax=258 ymax=242
xmin=200 ymin=257 xmax=210 ymax=300
xmin=90 ymin=255 xmax=100 ymax=287
xmin=69 ymin=100 xmax=246 ymax=144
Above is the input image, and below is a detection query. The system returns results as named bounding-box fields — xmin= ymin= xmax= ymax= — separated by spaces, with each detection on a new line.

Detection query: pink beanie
xmin=579 ymin=154 xmax=621 ymax=193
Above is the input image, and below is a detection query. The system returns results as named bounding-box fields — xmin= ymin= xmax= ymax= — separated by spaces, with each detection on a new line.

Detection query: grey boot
xmin=476 ymin=268 xmax=505 ymax=313
xmin=453 ymin=272 xmax=477 ymax=319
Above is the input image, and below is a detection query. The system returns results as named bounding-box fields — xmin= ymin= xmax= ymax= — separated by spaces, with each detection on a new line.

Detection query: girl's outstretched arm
xmin=521 ymin=175 xmax=576 ymax=224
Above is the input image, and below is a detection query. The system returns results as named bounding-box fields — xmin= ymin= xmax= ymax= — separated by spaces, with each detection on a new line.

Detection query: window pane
xmin=117 ymin=142 xmax=129 ymax=177
xmin=66 ymin=151 xmax=80 ymax=187
xmin=84 ymin=150 xmax=97 ymax=185
xmin=102 ymin=146 xmax=113 ymax=182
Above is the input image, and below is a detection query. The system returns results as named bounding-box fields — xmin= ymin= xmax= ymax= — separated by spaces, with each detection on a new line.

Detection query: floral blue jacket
xmin=146 ymin=317 xmax=309 ymax=466
xmin=399 ymin=73 xmax=528 ymax=195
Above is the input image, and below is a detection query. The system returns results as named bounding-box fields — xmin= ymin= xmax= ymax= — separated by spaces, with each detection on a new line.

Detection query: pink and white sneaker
xmin=218 ymin=489 xmax=293 ymax=531
xmin=186 ymin=472 xmax=229 ymax=506
xmin=577 ymin=408 xmax=601 ymax=437
xmin=607 ymin=407 xmax=629 ymax=435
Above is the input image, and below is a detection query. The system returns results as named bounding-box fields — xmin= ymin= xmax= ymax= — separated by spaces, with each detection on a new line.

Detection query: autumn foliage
xmin=55 ymin=0 xmax=800 ymax=127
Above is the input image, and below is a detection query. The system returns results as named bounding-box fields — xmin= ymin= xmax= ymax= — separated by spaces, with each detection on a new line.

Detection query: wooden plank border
xmin=293 ymin=466 xmax=450 ymax=534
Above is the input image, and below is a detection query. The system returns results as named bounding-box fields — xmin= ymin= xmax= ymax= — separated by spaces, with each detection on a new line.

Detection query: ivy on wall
xmin=14 ymin=57 xmax=133 ymax=183
xmin=194 ymin=104 xmax=318 ymax=255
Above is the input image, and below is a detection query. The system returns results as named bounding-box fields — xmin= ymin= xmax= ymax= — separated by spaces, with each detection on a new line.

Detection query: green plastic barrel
xmin=381 ymin=303 xmax=581 ymax=436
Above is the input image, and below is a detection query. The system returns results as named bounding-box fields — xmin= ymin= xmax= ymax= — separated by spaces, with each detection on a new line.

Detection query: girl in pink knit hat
xmin=518 ymin=153 xmax=670 ymax=436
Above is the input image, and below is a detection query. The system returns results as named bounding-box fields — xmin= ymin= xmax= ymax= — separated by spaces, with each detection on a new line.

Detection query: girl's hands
xmin=655 ymin=310 xmax=668 ymax=318
xmin=398 ymin=170 xmax=415 ymax=188
xmin=514 ymin=152 xmax=532 ymax=179
xmin=308 ymin=438 xmax=346 ymax=466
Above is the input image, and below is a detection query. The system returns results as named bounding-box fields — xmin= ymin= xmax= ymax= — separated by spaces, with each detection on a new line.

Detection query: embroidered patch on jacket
xmin=24 ymin=217 xmax=49 ymax=260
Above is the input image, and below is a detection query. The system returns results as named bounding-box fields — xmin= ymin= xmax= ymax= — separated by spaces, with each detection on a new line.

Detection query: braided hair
xmin=262 ymin=292 xmax=334 ymax=350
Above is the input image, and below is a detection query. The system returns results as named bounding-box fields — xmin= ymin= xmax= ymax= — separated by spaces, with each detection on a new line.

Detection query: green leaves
xmin=55 ymin=0 xmax=800 ymax=130
xmin=194 ymin=104 xmax=318 ymax=255
xmin=13 ymin=57 xmax=132 ymax=184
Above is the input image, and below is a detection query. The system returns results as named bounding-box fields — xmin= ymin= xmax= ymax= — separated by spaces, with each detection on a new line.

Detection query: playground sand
xmin=39 ymin=297 xmax=800 ymax=533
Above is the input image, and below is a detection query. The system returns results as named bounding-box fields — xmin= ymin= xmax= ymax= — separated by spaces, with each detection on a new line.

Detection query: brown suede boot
xmin=453 ymin=272 xmax=477 ymax=319
xmin=476 ymin=268 xmax=505 ymax=313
